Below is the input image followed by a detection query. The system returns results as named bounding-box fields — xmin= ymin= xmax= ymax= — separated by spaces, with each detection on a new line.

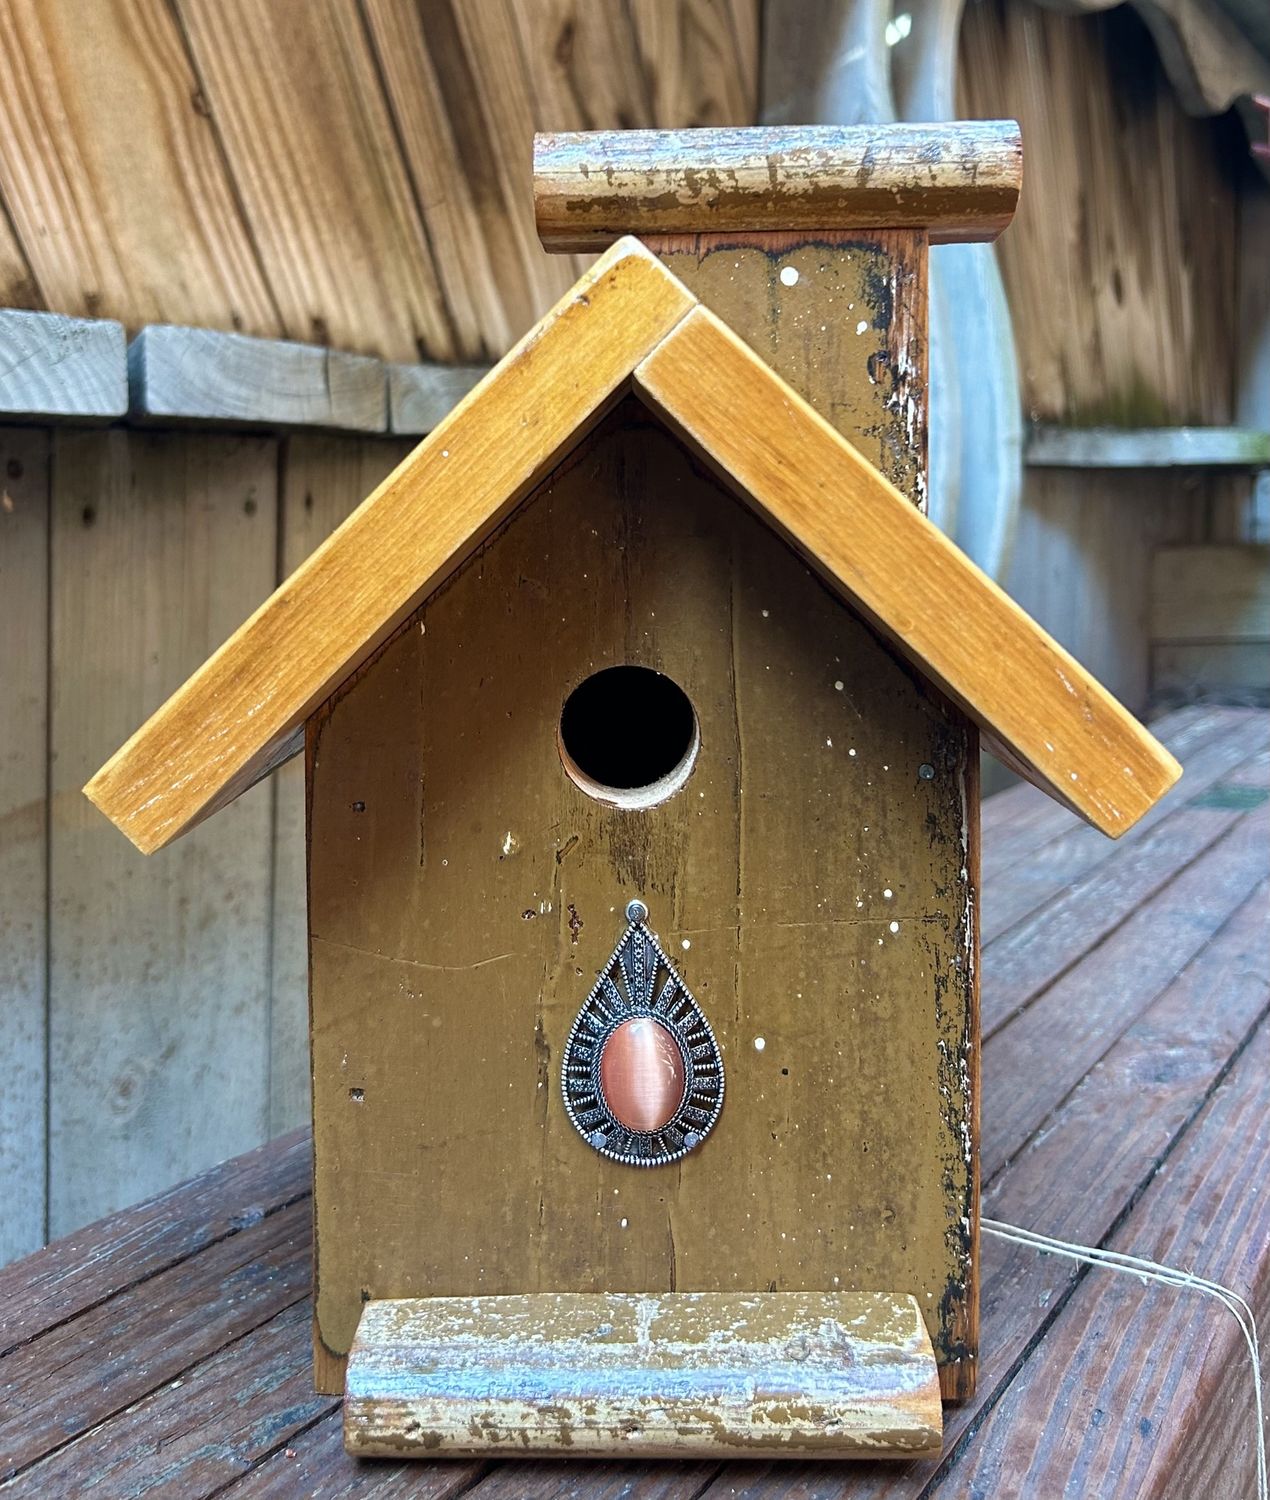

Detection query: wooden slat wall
xmin=0 ymin=0 xmax=280 ymax=336
xmin=958 ymin=0 xmax=1252 ymax=724
xmin=0 ymin=0 xmax=759 ymax=362
xmin=0 ymin=429 xmax=50 ymax=1265
xmin=0 ymin=426 xmax=418 ymax=1255
xmin=47 ymin=433 xmax=278 ymax=1235
xmin=959 ymin=0 xmax=1239 ymax=427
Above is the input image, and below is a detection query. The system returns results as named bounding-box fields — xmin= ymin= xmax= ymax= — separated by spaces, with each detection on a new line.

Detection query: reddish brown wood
xmin=1 ymin=1303 xmax=329 ymax=1496
xmin=956 ymin=943 xmax=1270 ymax=1498
xmin=982 ymin=778 xmax=1264 ymax=1036
xmin=981 ymin=712 xmax=1269 ymax=943
xmin=984 ymin=801 xmax=1270 ymax=1175
xmin=0 ymin=1200 xmax=310 ymax=1480
xmin=0 ymin=1128 xmax=310 ymax=1356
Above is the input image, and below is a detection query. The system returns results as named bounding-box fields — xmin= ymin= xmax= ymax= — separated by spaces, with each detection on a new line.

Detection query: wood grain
xmin=983 ymin=791 xmax=1270 ymax=1176
xmin=533 ymin=122 xmax=1023 ymax=250
xmin=0 ymin=1199 xmax=310 ymax=1481
xmin=174 ymin=0 xmax=453 ymax=362
xmin=344 ymin=1292 xmax=942 ymax=1459
xmin=645 ymin=230 xmax=929 ymax=509
xmin=960 ymin=954 xmax=1270 ymax=1498
xmin=0 ymin=0 xmax=279 ymax=336
xmin=980 ymin=709 xmax=1267 ymax=943
xmin=0 ymin=1300 xmax=326 ymax=1496
xmin=388 ymin=362 xmax=488 ymax=436
xmin=643 ymin=223 xmax=975 ymax=1402
xmin=128 ymin=326 xmax=386 ymax=432
xmin=0 ymin=1128 xmax=310 ymax=1353
xmin=981 ymin=777 xmax=1259 ymax=1038
xmin=308 ymin=401 xmax=975 ymax=1394
xmin=269 ymin=435 xmax=412 ymax=1136
xmin=958 ymin=0 xmax=1240 ymax=426
xmin=633 ymin=307 xmax=1182 ymax=836
xmin=49 ymin=431 xmax=277 ymax=1232
xmin=1150 ymin=544 xmax=1270 ymax=641
xmin=625 ymin=0 xmax=760 ymax=127
xmin=0 ymin=429 xmax=51 ymax=1265
xmin=0 ymin=311 xmax=126 ymax=419
xmin=88 ymin=240 xmax=1179 ymax=854
xmin=358 ymin=0 xmax=525 ymax=359
xmin=85 ymin=239 xmax=696 ymax=854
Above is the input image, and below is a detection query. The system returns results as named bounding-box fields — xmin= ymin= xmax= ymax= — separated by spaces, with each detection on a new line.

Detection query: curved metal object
xmin=894 ymin=0 xmax=1024 ymax=580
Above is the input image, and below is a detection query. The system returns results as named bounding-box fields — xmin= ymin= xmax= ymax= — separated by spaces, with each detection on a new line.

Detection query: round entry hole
xmin=558 ymin=666 xmax=699 ymax=809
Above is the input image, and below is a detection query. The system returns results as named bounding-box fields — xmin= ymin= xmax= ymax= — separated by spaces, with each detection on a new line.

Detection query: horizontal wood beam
xmin=343 ymin=1291 xmax=943 ymax=1460
xmin=1027 ymin=425 xmax=1270 ymax=469
xmin=534 ymin=122 xmax=1022 ymax=250
xmin=0 ymin=310 xmax=127 ymax=421
xmin=128 ymin=326 xmax=387 ymax=433
xmin=388 ymin=361 xmax=488 ymax=435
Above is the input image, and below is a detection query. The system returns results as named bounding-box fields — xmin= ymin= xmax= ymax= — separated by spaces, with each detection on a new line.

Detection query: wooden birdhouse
xmin=86 ymin=125 xmax=1181 ymax=1462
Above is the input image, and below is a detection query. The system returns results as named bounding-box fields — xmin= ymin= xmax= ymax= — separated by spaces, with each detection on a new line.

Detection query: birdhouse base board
xmin=342 ymin=1290 xmax=943 ymax=1460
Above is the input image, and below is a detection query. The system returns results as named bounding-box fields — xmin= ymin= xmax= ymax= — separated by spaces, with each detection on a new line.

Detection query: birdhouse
xmin=85 ymin=125 xmax=1181 ymax=1462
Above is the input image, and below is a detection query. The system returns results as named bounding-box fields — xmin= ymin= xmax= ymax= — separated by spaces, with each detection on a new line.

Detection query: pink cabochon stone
xmin=599 ymin=1017 xmax=686 ymax=1134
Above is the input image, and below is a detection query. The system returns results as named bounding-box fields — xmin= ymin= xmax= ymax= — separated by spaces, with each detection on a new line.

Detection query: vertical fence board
xmin=1003 ymin=469 xmax=1208 ymax=716
xmin=269 ymin=434 xmax=413 ymax=1135
xmin=0 ymin=428 xmax=51 ymax=1264
xmin=48 ymin=430 xmax=278 ymax=1234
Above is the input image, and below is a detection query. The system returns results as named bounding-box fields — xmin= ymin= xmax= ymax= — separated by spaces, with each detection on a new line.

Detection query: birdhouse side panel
xmin=306 ymin=402 xmax=976 ymax=1394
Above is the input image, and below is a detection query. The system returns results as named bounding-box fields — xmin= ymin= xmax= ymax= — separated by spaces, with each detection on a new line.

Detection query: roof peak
xmin=85 ymin=239 xmax=1178 ymax=854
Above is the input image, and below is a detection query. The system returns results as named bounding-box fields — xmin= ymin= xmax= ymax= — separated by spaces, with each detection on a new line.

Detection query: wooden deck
xmin=1 ymin=704 xmax=1266 ymax=1498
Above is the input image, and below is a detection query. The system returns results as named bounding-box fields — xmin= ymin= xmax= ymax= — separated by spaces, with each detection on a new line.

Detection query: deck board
xmin=0 ymin=708 xmax=1265 ymax=1498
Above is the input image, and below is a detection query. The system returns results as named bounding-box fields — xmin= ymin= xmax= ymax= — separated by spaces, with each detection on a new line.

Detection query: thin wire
xmin=982 ymin=1217 xmax=1267 ymax=1500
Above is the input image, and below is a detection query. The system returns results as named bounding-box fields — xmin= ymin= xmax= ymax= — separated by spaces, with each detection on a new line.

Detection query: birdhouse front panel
xmin=306 ymin=396 xmax=977 ymax=1395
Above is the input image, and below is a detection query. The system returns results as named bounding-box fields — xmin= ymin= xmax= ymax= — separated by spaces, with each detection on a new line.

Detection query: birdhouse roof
xmin=86 ymin=238 xmax=1180 ymax=855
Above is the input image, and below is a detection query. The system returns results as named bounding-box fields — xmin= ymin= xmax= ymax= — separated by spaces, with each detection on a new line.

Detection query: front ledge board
xmin=342 ymin=1290 xmax=943 ymax=1460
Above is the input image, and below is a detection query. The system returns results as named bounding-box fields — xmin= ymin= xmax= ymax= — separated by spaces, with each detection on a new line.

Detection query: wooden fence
xmin=2 ymin=424 xmax=409 ymax=1262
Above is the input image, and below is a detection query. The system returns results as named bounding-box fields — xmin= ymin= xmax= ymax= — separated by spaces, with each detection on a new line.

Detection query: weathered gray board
xmin=0 ymin=429 xmax=52 ymax=1263
xmin=1028 ymin=425 xmax=1270 ymax=469
xmin=128 ymin=325 xmax=387 ymax=432
xmin=47 ymin=431 xmax=278 ymax=1233
xmin=388 ymin=361 xmax=487 ymax=434
xmin=0 ymin=310 xmax=126 ymax=420
xmin=344 ymin=1292 xmax=943 ymax=1459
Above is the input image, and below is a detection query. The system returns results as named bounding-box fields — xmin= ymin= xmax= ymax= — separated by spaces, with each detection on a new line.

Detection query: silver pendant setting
xmin=562 ymin=899 xmax=724 ymax=1167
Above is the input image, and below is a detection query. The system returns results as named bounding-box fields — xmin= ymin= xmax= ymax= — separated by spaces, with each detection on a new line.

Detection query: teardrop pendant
xmin=562 ymin=899 xmax=724 ymax=1166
